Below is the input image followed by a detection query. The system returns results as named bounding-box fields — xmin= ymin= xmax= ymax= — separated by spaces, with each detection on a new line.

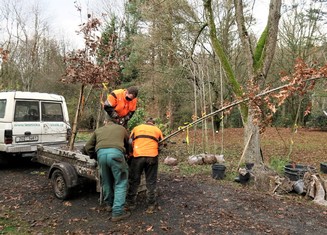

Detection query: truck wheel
xmin=51 ymin=169 xmax=72 ymax=200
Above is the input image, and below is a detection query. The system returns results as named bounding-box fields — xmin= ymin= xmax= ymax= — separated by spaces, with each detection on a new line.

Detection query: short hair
xmin=104 ymin=112 xmax=118 ymax=123
xmin=127 ymin=86 xmax=138 ymax=98
xmin=146 ymin=117 xmax=155 ymax=124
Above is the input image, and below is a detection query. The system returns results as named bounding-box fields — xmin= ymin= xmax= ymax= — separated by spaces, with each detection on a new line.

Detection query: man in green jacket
xmin=84 ymin=116 xmax=130 ymax=222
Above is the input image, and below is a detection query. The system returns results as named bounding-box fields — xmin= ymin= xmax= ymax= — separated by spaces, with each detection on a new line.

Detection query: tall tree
xmin=124 ymin=0 xmax=200 ymax=126
xmin=204 ymin=0 xmax=282 ymax=170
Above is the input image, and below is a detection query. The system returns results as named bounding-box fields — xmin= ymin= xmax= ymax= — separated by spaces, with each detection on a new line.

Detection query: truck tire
xmin=51 ymin=169 xmax=72 ymax=200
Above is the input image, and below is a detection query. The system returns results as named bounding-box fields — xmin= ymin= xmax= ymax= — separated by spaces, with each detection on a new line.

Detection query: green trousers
xmin=97 ymin=148 xmax=128 ymax=216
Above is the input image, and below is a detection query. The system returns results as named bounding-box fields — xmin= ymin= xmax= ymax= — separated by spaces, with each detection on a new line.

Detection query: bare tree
xmin=0 ymin=0 xmax=51 ymax=90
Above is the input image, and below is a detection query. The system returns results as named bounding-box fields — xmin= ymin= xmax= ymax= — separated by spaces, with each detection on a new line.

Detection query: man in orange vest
xmin=125 ymin=118 xmax=164 ymax=213
xmin=103 ymin=86 xmax=138 ymax=126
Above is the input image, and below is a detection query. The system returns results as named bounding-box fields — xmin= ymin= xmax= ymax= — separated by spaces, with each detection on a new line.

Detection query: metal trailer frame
xmin=34 ymin=145 xmax=100 ymax=200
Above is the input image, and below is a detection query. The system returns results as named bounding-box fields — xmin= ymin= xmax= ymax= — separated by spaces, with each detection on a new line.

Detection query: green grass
xmin=159 ymin=162 xmax=211 ymax=175
xmin=178 ymin=162 xmax=212 ymax=175
xmin=1 ymin=207 xmax=54 ymax=234
xmin=0 ymin=212 xmax=54 ymax=235
xmin=0 ymin=216 xmax=29 ymax=235
xmin=159 ymin=146 xmax=242 ymax=179
xmin=75 ymin=131 xmax=92 ymax=141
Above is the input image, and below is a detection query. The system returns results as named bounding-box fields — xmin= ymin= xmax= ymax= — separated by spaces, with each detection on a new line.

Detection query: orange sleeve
xmin=129 ymin=98 xmax=137 ymax=112
xmin=107 ymin=93 xmax=117 ymax=107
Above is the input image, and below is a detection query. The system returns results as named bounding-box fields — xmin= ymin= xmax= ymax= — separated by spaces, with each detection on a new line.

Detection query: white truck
xmin=0 ymin=91 xmax=71 ymax=159
xmin=0 ymin=91 xmax=98 ymax=199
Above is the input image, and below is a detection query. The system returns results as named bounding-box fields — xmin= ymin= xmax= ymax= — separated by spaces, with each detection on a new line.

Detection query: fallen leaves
xmin=146 ymin=225 xmax=153 ymax=232
xmin=69 ymin=218 xmax=88 ymax=223
xmin=63 ymin=201 xmax=72 ymax=207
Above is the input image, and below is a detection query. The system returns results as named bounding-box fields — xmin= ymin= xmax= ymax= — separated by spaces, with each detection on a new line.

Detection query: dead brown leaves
xmin=248 ymin=58 xmax=327 ymax=133
xmin=0 ymin=48 xmax=9 ymax=62
xmin=61 ymin=16 xmax=121 ymax=87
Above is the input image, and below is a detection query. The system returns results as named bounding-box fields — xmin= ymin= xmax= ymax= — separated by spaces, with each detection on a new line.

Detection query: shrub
xmin=306 ymin=114 xmax=327 ymax=129
xmin=128 ymin=107 xmax=146 ymax=130
xmin=269 ymin=156 xmax=289 ymax=174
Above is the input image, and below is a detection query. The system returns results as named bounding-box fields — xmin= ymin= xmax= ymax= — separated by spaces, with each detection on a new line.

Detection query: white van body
xmin=0 ymin=91 xmax=71 ymax=157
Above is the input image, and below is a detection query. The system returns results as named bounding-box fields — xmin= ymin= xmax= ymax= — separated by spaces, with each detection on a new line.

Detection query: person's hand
xmin=119 ymin=117 xmax=126 ymax=125
xmin=112 ymin=112 xmax=119 ymax=118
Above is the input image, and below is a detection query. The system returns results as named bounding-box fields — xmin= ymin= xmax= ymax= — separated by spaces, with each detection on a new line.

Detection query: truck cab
xmin=0 ymin=91 xmax=71 ymax=158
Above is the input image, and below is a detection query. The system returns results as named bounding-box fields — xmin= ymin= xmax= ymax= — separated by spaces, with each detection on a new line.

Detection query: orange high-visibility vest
xmin=107 ymin=89 xmax=137 ymax=117
xmin=130 ymin=123 xmax=163 ymax=157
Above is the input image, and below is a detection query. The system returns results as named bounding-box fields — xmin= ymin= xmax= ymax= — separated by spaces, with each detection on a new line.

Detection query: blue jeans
xmin=97 ymin=148 xmax=128 ymax=216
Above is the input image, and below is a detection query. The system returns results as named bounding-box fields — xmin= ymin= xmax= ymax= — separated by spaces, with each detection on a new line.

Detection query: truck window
xmin=41 ymin=102 xmax=64 ymax=121
xmin=14 ymin=101 xmax=40 ymax=121
xmin=0 ymin=99 xmax=6 ymax=118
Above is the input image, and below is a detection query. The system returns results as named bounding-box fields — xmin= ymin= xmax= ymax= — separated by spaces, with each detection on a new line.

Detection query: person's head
xmin=29 ymin=109 xmax=37 ymax=116
xmin=104 ymin=113 xmax=119 ymax=124
xmin=146 ymin=117 xmax=155 ymax=125
xmin=126 ymin=86 xmax=138 ymax=101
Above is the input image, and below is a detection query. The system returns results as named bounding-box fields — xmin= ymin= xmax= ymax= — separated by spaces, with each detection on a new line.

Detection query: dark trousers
xmin=127 ymin=157 xmax=158 ymax=206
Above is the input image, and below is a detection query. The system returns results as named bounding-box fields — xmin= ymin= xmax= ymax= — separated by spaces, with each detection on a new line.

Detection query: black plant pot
xmin=284 ymin=164 xmax=315 ymax=181
xmin=239 ymin=172 xmax=250 ymax=184
xmin=245 ymin=163 xmax=254 ymax=170
xmin=320 ymin=163 xmax=327 ymax=174
xmin=212 ymin=164 xmax=226 ymax=180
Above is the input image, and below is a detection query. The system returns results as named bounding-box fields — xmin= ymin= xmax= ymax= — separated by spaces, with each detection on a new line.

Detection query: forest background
xmin=0 ymin=0 xmax=326 ymax=163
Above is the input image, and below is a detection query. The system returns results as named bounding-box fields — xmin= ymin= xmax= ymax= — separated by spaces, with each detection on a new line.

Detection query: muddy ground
xmin=1 ymin=128 xmax=327 ymax=234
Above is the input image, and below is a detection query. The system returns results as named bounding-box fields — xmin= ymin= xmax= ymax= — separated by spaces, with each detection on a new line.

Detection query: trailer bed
xmin=35 ymin=145 xmax=98 ymax=180
xmin=34 ymin=144 xmax=145 ymax=201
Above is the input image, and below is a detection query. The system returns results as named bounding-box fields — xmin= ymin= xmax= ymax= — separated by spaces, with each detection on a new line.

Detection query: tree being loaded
xmin=61 ymin=14 xmax=122 ymax=150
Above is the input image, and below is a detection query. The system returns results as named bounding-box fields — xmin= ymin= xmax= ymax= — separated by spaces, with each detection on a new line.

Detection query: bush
xmin=306 ymin=114 xmax=327 ymax=129
xmin=128 ymin=107 xmax=146 ymax=130
xmin=269 ymin=157 xmax=289 ymax=174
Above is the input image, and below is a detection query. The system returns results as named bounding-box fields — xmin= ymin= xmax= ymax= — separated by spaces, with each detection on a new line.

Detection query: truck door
xmin=13 ymin=100 xmax=42 ymax=144
xmin=40 ymin=101 xmax=68 ymax=144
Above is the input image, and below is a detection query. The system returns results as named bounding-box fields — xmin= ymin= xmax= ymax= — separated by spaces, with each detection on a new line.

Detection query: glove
xmin=119 ymin=117 xmax=126 ymax=125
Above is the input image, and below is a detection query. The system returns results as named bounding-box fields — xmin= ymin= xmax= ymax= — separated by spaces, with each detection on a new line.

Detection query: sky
xmin=41 ymin=0 xmax=98 ymax=48
xmin=252 ymin=0 xmax=269 ymax=34
xmin=39 ymin=0 xmax=269 ymax=49
xmin=40 ymin=0 xmax=124 ymax=48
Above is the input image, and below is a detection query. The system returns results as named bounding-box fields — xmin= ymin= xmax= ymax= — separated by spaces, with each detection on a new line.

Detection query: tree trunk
xmin=69 ymin=84 xmax=85 ymax=150
xmin=204 ymin=0 xmax=282 ymax=171
xmin=243 ymin=109 xmax=262 ymax=166
xmin=234 ymin=0 xmax=282 ymax=168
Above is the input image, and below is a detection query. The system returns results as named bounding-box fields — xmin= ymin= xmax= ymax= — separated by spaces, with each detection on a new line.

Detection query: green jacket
xmin=84 ymin=121 xmax=129 ymax=158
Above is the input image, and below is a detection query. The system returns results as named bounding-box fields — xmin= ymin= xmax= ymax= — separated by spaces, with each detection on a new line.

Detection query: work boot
xmin=111 ymin=211 xmax=131 ymax=222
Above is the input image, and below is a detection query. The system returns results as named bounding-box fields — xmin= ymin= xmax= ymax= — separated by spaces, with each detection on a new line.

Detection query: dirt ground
xmin=1 ymin=128 xmax=327 ymax=235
